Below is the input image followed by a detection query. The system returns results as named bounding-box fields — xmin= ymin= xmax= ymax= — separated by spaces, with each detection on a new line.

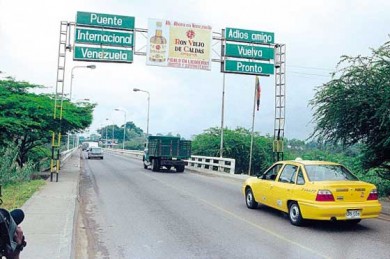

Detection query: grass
xmin=1 ymin=180 xmax=46 ymax=210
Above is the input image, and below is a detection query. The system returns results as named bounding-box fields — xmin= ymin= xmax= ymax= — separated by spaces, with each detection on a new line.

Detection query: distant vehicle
xmin=82 ymin=141 xmax=99 ymax=151
xmin=88 ymin=147 xmax=104 ymax=159
xmin=242 ymin=159 xmax=382 ymax=226
xmin=143 ymin=136 xmax=191 ymax=172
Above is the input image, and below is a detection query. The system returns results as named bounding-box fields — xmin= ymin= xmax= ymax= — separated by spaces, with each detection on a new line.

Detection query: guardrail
xmin=61 ymin=147 xmax=78 ymax=163
xmin=186 ymin=155 xmax=236 ymax=174
xmin=103 ymin=148 xmax=143 ymax=159
xmin=103 ymin=148 xmax=236 ymax=174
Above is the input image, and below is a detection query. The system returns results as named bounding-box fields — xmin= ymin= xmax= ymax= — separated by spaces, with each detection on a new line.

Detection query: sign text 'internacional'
xmin=75 ymin=28 xmax=134 ymax=47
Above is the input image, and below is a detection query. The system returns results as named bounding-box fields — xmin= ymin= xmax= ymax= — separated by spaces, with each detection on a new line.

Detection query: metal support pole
xmin=248 ymin=80 xmax=257 ymax=175
xmin=123 ymin=112 xmax=126 ymax=150
xmin=219 ymin=29 xmax=226 ymax=158
xmin=220 ymin=73 xmax=225 ymax=158
xmin=146 ymin=94 xmax=150 ymax=136
xmin=132 ymin=89 xmax=150 ymax=137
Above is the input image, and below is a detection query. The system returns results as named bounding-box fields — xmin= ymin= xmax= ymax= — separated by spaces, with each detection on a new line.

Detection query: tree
xmin=192 ymin=127 xmax=274 ymax=174
xmin=0 ymin=79 xmax=95 ymax=166
xmin=97 ymin=121 xmax=144 ymax=149
xmin=310 ymin=40 xmax=390 ymax=178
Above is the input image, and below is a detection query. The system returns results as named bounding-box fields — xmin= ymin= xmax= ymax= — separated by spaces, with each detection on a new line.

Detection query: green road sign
xmin=225 ymin=43 xmax=274 ymax=60
xmin=225 ymin=27 xmax=274 ymax=44
xmin=76 ymin=11 xmax=135 ymax=30
xmin=74 ymin=46 xmax=133 ymax=63
xmin=75 ymin=28 xmax=134 ymax=47
xmin=224 ymin=60 xmax=274 ymax=75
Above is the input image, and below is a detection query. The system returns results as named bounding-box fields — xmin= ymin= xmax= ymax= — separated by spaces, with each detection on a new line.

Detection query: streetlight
xmin=133 ymin=88 xmax=150 ymax=136
xmin=114 ymin=108 xmax=127 ymax=150
xmin=69 ymin=65 xmax=96 ymax=100
xmin=67 ymin=65 xmax=96 ymax=150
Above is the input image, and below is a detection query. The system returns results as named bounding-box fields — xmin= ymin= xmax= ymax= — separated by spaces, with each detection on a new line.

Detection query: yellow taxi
xmin=242 ymin=159 xmax=382 ymax=226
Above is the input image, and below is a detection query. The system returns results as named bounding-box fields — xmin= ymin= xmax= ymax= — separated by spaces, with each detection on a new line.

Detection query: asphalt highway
xmin=76 ymin=152 xmax=390 ymax=259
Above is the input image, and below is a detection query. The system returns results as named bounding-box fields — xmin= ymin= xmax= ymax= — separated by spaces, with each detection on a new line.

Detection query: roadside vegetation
xmin=0 ymin=145 xmax=46 ymax=210
xmin=0 ymin=77 xmax=96 ymax=209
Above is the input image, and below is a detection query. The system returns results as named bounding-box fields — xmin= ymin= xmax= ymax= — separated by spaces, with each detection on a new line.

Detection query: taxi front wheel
xmin=289 ymin=202 xmax=304 ymax=226
xmin=245 ymin=188 xmax=258 ymax=209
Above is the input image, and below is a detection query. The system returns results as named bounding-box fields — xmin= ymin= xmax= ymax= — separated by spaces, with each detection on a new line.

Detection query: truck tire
xmin=143 ymin=157 xmax=148 ymax=169
xmin=175 ymin=165 xmax=185 ymax=173
xmin=152 ymin=159 xmax=160 ymax=172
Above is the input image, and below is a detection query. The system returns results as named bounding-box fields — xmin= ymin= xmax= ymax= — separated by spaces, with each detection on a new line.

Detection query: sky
xmin=0 ymin=0 xmax=389 ymax=141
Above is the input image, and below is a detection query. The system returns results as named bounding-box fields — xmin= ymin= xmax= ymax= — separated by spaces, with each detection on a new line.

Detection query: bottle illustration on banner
xmin=149 ymin=21 xmax=167 ymax=62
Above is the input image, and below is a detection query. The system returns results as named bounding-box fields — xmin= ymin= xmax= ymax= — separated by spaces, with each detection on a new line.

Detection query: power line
xmin=288 ymin=71 xmax=331 ymax=78
xmin=288 ymin=64 xmax=334 ymax=72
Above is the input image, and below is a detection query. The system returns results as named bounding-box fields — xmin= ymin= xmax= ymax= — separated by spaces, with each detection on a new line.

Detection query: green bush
xmin=0 ymin=144 xmax=35 ymax=184
xmin=192 ymin=127 xmax=274 ymax=175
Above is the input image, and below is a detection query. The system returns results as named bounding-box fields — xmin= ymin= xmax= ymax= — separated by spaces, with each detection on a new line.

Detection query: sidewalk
xmin=21 ymin=152 xmax=81 ymax=259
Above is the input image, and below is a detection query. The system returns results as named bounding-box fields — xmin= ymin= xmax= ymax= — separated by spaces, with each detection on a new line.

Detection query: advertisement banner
xmin=146 ymin=19 xmax=212 ymax=71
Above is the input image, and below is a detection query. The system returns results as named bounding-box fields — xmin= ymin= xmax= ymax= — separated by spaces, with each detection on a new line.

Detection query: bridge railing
xmin=103 ymin=148 xmax=236 ymax=174
xmin=185 ymin=155 xmax=236 ymax=174
xmin=103 ymin=148 xmax=144 ymax=159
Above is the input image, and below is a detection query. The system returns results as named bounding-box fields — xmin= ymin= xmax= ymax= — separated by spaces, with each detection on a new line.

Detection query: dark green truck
xmin=143 ymin=136 xmax=192 ymax=172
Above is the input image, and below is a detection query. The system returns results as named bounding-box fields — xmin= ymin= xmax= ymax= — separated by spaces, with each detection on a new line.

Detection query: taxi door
xmin=253 ymin=163 xmax=283 ymax=207
xmin=270 ymin=164 xmax=299 ymax=212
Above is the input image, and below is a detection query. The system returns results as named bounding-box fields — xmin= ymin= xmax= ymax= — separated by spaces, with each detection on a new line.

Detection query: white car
xmin=87 ymin=147 xmax=104 ymax=159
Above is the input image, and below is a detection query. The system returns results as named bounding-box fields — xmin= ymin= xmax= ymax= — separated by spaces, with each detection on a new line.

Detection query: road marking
xmin=195 ymin=197 xmax=330 ymax=259
xmin=142 ymin=172 xmax=330 ymax=259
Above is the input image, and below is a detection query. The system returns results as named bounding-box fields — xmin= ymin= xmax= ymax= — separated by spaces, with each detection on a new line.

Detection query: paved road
xmin=76 ymin=152 xmax=390 ymax=259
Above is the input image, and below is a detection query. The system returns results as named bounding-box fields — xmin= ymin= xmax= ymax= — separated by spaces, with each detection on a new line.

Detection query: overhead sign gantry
xmin=51 ymin=11 xmax=286 ymax=181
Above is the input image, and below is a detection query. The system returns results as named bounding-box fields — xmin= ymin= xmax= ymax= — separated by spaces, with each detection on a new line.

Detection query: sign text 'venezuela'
xmin=74 ymin=46 xmax=133 ymax=63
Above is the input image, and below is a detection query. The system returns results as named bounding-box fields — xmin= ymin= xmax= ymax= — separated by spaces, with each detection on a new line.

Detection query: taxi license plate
xmin=346 ymin=209 xmax=361 ymax=219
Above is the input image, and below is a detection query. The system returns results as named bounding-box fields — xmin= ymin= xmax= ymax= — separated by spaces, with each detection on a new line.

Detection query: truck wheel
xmin=175 ymin=165 xmax=185 ymax=173
xmin=143 ymin=157 xmax=148 ymax=169
xmin=152 ymin=159 xmax=160 ymax=172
